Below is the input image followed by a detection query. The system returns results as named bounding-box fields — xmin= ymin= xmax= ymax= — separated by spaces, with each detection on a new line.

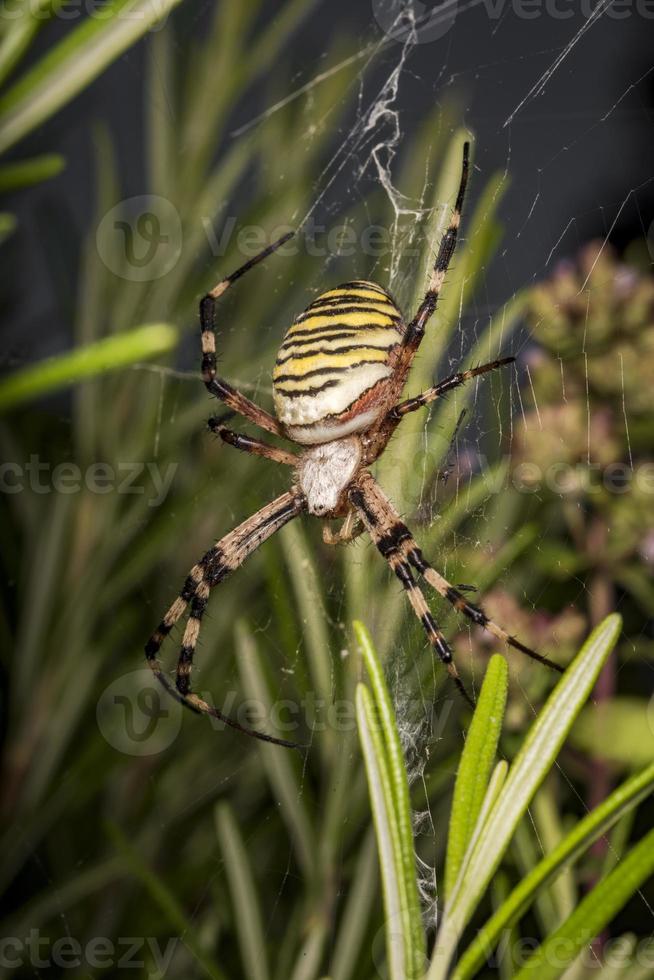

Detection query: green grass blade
xmin=215 ymin=803 xmax=271 ymax=980
xmin=235 ymin=622 xmax=316 ymax=879
xmin=0 ymin=211 xmax=16 ymax=244
xmin=456 ymin=759 xmax=509 ymax=889
xmin=0 ymin=322 xmax=178 ymax=412
xmin=571 ymin=696 xmax=654 ymax=769
xmin=329 ymin=829 xmax=378 ymax=980
xmin=0 ymin=153 xmax=64 ymax=190
xmin=453 ymin=759 xmax=654 ymax=979
xmin=106 ymin=822 xmax=227 ymax=980
xmin=513 ymin=826 xmax=654 ymax=980
xmin=355 ymin=620 xmax=426 ymax=979
xmin=531 ymin=783 xmax=576 ymax=923
xmin=0 ymin=0 xmax=187 ymax=154
xmin=356 ymin=683 xmax=415 ymax=980
xmin=444 ymin=654 xmax=508 ymax=900
xmin=280 ymin=522 xmax=335 ymax=757
xmin=429 ymin=614 xmax=622 ymax=980
xmin=0 ymin=0 xmax=60 ymax=87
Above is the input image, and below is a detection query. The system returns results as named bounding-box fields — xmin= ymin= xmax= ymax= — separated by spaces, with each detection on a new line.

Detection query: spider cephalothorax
xmin=145 ymin=143 xmax=562 ymax=748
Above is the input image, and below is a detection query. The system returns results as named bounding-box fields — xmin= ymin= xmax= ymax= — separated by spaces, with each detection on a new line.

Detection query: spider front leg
xmin=145 ymin=488 xmax=307 ymax=747
xmin=393 ymin=141 xmax=470 ymax=388
xmin=200 ymin=231 xmax=294 ymax=437
xmin=386 ymin=357 xmax=515 ymax=426
xmin=208 ymin=415 xmax=297 ymax=466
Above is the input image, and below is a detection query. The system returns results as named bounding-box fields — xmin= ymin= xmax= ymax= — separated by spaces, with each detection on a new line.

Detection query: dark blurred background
xmin=3 ymin=2 xmax=654 ymax=359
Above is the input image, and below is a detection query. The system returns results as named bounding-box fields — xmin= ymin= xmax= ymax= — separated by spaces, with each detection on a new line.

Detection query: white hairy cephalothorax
xmin=297 ymin=436 xmax=362 ymax=516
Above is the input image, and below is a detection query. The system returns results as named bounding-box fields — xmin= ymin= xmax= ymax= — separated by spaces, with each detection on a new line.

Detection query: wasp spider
xmin=145 ymin=143 xmax=562 ymax=748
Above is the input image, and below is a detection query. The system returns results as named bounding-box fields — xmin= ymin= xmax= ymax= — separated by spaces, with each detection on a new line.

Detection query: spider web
xmin=142 ymin=0 xmax=654 ymax=969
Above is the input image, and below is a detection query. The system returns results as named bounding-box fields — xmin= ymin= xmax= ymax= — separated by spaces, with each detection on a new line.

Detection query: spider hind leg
xmin=348 ymin=484 xmax=474 ymax=708
xmin=351 ymin=471 xmax=563 ymax=682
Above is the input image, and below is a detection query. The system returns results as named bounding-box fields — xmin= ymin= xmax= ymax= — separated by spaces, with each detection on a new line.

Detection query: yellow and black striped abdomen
xmin=273 ymin=281 xmax=403 ymax=444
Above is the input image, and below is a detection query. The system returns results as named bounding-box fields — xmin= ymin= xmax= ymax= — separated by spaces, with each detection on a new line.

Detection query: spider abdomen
xmin=273 ymin=280 xmax=403 ymax=444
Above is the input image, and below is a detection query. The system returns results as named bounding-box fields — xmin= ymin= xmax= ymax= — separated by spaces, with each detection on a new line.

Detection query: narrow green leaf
xmin=280 ymin=522 xmax=335 ymax=759
xmin=453 ymin=759 xmax=654 ymax=979
xmin=106 ymin=822 xmax=227 ymax=980
xmin=571 ymin=697 xmax=654 ymax=769
xmin=464 ymin=760 xmax=509 ymax=862
xmin=0 ymin=322 xmax=178 ymax=412
xmin=355 ymin=620 xmax=426 ymax=979
xmin=235 ymin=622 xmax=316 ymax=880
xmin=444 ymin=654 xmax=508 ymax=899
xmin=0 ymin=0 xmax=187 ymax=154
xmin=330 ymin=830 xmax=378 ymax=980
xmin=356 ymin=683 xmax=413 ymax=980
xmin=531 ymin=783 xmax=576 ymax=923
xmin=513 ymin=827 xmax=654 ymax=980
xmin=0 ymin=211 xmax=16 ymax=244
xmin=0 ymin=0 xmax=60 ymax=88
xmin=215 ymin=803 xmax=270 ymax=980
xmin=0 ymin=153 xmax=64 ymax=191
xmin=429 ymin=614 xmax=622 ymax=980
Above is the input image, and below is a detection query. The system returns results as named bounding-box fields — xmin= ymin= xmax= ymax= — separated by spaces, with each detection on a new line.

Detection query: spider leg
xmin=352 ymin=471 xmax=563 ymax=674
xmin=322 ymin=510 xmax=364 ymax=546
xmin=348 ymin=483 xmax=474 ymax=708
xmin=393 ymin=141 xmax=470 ymax=388
xmin=200 ymin=231 xmax=294 ymax=437
xmin=145 ymin=487 xmax=307 ymax=748
xmin=208 ymin=416 xmax=297 ymax=465
xmin=386 ymin=357 xmax=514 ymax=425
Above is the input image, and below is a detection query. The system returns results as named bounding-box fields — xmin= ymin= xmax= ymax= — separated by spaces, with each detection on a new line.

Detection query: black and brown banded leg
xmin=208 ymin=415 xmax=297 ymax=466
xmin=348 ymin=482 xmax=474 ymax=708
xmin=351 ymin=471 xmax=563 ymax=684
xmin=386 ymin=356 xmax=515 ymax=426
xmin=403 ymin=546 xmax=563 ymax=673
xmin=393 ymin=141 xmax=470 ymax=386
xmin=145 ymin=488 xmax=307 ymax=748
xmin=200 ymin=231 xmax=294 ymax=437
